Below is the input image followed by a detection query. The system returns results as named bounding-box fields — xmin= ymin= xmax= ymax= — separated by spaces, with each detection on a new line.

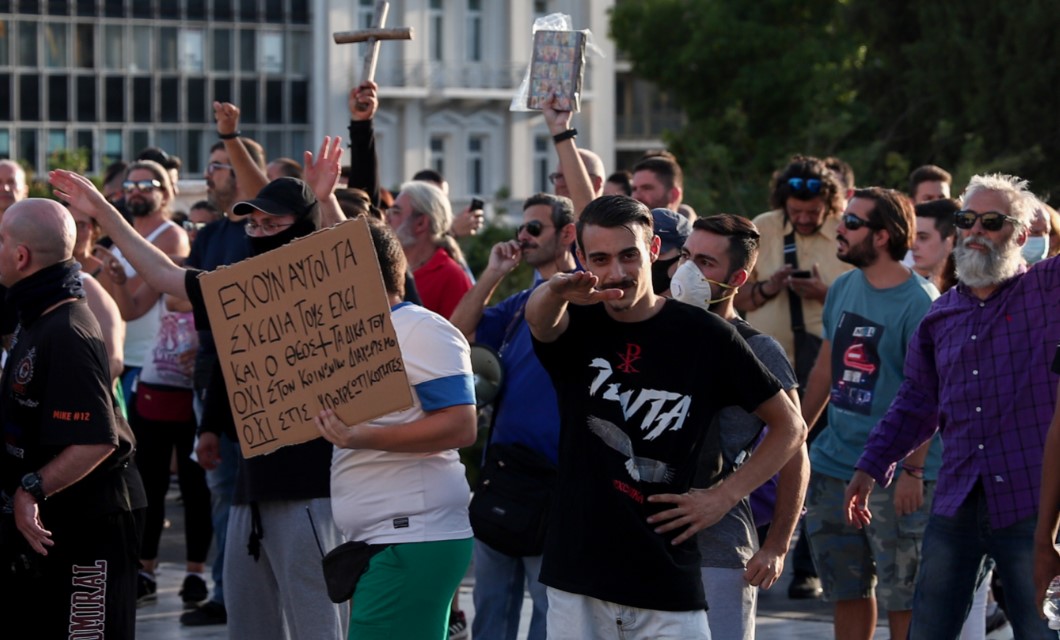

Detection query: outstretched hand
xmin=304 ymin=136 xmax=344 ymax=202
xmin=49 ymin=170 xmax=113 ymax=222
xmin=547 ymin=271 xmax=623 ymax=306
xmin=349 ymin=81 xmax=379 ymax=121
xmin=213 ymin=101 xmax=241 ymax=136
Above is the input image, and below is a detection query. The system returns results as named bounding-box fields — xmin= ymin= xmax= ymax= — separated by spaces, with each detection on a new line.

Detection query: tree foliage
xmin=610 ymin=0 xmax=1060 ymax=213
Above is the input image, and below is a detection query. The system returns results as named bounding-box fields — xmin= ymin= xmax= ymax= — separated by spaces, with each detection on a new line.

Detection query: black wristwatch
xmin=20 ymin=472 xmax=46 ymax=503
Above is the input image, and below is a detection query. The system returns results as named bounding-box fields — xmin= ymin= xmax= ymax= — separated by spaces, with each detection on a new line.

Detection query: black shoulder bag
xmin=467 ymin=300 xmax=558 ymax=557
xmin=784 ymin=230 xmax=824 ymax=392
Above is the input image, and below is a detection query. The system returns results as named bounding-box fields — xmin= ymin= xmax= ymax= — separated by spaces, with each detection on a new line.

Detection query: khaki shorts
xmin=804 ymin=471 xmax=934 ymax=610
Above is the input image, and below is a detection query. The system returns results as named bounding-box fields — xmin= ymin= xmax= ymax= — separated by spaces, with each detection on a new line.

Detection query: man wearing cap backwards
xmin=650 ymin=207 xmax=692 ymax=295
xmin=525 ymin=195 xmax=806 ymax=638
xmin=50 ymin=170 xmax=350 ymax=639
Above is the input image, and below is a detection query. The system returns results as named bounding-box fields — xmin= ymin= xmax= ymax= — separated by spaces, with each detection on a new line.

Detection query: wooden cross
xmin=333 ymin=1 xmax=414 ymax=85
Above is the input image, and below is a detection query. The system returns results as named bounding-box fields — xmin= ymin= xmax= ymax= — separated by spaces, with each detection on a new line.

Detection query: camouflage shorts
xmin=804 ymin=471 xmax=934 ymax=610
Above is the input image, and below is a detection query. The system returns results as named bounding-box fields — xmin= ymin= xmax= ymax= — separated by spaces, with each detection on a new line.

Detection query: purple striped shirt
xmin=857 ymin=255 xmax=1060 ymax=529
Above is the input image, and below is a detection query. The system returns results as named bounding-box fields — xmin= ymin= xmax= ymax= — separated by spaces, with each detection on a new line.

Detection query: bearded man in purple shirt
xmin=844 ymin=173 xmax=1060 ymax=640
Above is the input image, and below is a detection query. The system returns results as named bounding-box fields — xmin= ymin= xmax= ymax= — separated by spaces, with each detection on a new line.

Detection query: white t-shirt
xmin=113 ymin=220 xmax=178 ymax=368
xmin=329 ymin=302 xmax=476 ymax=544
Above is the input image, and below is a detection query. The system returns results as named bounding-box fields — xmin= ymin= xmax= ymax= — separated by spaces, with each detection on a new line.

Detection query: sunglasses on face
xmin=183 ymin=221 xmax=207 ymax=232
xmin=122 ymin=179 xmax=161 ymax=193
xmin=841 ymin=212 xmax=881 ymax=231
xmin=787 ymin=177 xmax=823 ymax=194
xmin=244 ymin=220 xmax=295 ymax=236
xmin=954 ymin=210 xmax=1018 ymax=232
xmin=516 ymin=220 xmax=552 ymax=238
xmin=206 ymin=161 xmax=234 ymax=174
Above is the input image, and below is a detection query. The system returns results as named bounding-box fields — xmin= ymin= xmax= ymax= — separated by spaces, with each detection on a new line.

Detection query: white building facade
xmin=0 ymin=0 xmax=621 ymax=215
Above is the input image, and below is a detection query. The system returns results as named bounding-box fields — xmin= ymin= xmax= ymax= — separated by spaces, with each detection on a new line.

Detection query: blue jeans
xmin=471 ymin=540 xmax=547 ymax=640
xmin=197 ymin=387 xmax=238 ymax=606
xmin=910 ymin=484 xmax=1058 ymax=640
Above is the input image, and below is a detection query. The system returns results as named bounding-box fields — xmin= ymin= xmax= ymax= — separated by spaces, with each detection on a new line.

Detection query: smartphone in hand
xmin=470 ymin=197 xmax=484 ymax=210
xmin=791 ymin=270 xmax=812 ymax=279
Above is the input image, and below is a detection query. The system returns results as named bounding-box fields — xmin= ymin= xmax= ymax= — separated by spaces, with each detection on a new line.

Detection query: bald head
xmin=0 ymin=199 xmax=75 ymax=286
xmin=0 ymin=159 xmax=29 ymax=217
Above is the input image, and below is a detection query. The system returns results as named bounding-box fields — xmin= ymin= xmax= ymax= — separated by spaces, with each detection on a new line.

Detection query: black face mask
xmin=652 ymin=255 xmax=680 ymax=294
xmin=126 ymin=200 xmax=153 ymax=218
xmin=247 ymin=217 xmax=317 ymax=256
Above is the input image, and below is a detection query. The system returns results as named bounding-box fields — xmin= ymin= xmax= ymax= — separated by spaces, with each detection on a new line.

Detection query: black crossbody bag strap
xmin=784 ymin=230 xmax=807 ymax=333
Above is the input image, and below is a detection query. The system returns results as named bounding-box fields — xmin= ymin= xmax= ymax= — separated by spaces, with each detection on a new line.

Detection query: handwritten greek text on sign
xmin=199 ymin=218 xmax=412 ymax=457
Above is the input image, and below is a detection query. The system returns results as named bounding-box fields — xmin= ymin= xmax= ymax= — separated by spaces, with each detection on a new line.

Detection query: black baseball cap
xmin=233 ymin=177 xmax=318 ymax=218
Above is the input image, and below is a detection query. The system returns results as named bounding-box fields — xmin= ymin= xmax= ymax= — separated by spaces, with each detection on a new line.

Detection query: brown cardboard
xmin=198 ymin=217 xmax=412 ymax=457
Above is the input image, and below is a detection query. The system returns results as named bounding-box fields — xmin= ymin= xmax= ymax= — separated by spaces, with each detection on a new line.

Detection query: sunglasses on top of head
xmin=953 ymin=210 xmax=1018 ymax=232
xmin=787 ymin=177 xmax=823 ymax=194
xmin=515 ymin=220 xmax=552 ymax=238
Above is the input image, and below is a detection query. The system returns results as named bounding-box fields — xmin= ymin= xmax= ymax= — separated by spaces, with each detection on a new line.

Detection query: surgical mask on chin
xmin=669 ymin=261 xmax=736 ymax=309
xmin=1021 ymin=235 xmax=1048 ymax=265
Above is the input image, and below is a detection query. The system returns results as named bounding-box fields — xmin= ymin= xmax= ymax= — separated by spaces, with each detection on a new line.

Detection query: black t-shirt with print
xmin=532 ymin=300 xmax=781 ymax=611
xmin=1 ymin=301 xmax=146 ymax=520
xmin=184 ymin=270 xmax=333 ymax=504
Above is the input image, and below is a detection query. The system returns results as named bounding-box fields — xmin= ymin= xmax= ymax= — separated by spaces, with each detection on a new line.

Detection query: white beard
xmin=953 ymin=233 xmax=1023 ymax=288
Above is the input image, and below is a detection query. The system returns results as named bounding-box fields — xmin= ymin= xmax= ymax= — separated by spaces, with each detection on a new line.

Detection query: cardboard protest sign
xmin=198 ymin=217 xmax=412 ymax=457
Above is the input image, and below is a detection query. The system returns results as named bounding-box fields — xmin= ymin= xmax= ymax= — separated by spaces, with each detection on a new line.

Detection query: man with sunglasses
xmin=797 ymin=188 xmax=940 ymax=640
xmin=449 ymin=193 xmax=578 ymax=640
xmin=736 ymin=155 xmax=852 ymax=371
xmin=847 ymin=173 xmax=1060 ymax=639
xmin=735 ymin=156 xmax=852 ymax=600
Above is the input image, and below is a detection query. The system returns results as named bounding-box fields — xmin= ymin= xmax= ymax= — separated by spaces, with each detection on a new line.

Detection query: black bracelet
xmin=218 ymin=131 xmax=241 ymax=140
xmin=552 ymin=128 xmax=577 ymax=143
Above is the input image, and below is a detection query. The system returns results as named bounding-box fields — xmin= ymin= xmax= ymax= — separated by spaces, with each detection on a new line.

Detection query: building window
xmin=467 ymin=135 xmax=484 ymax=195
xmin=180 ymin=29 xmax=204 ymax=73
xmin=259 ymin=31 xmax=283 ymax=74
xmin=18 ymin=21 xmax=39 ymax=67
xmin=159 ymin=27 xmax=178 ymax=71
xmin=74 ymin=23 xmax=93 ymax=68
xmin=0 ymin=20 xmax=10 ymax=67
xmin=430 ymin=135 xmax=445 ymax=177
xmin=534 ymin=134 xmax=550 ymax=194
xmin=43 ymin=22 xmax=67 ymax=68
xmin=239 ymin=30 xmax=256 ymax=72
xmin=466 ymin=0 xmax=482 ymax=62
xmin=213 ymin=29 xmax=233 ymax=72
xmin=131 ymin=27 xmax=151 ymax=72
xmin=429 ymin=0 xmax=444 ymax=62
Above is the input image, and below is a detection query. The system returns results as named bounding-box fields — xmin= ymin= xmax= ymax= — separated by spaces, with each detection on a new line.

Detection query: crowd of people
xmin=0 ymin=80 xmax=1058 ymax=640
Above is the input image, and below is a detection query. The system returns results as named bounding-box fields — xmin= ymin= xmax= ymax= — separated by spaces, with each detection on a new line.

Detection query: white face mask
xmin=670 ymin=260 xmax=736 ymax=309
xmin=1022 ymin=235 xmax=1048 ymax=265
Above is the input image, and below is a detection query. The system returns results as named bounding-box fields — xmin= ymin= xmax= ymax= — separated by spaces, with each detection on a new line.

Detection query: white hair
xmin=960 ymin=173 xmax=1035 ymax=228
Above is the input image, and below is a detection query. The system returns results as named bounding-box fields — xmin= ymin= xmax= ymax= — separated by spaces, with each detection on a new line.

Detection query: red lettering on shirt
xmin=612 ymin=479 xmax=645 ymax=503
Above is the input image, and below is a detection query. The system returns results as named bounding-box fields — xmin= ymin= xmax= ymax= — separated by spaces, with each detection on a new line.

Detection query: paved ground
xmin=137 ymin=484 xmax=885 ymax=639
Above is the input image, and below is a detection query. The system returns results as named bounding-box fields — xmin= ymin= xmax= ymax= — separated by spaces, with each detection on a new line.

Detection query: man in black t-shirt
xmin=525 ymin=195 xmax=807 ymax=637
xmin=0 ymin=198 xmax=147 ymax=639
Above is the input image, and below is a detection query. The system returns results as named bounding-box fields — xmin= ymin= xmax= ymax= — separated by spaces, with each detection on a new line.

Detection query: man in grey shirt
xmin=670 ymin=214 xmax=810 ymax=640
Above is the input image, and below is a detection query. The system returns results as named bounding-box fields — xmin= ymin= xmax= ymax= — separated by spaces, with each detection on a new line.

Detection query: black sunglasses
xmin=516 ymin=220 xmax=552 ymax=238
xmin=954 ymin=210 xmax=1018 ymax=232
xmin=788 ymin=177 xmax=823 ymax=194
xmin=841 ymin=213 xmax=881 ymax=231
